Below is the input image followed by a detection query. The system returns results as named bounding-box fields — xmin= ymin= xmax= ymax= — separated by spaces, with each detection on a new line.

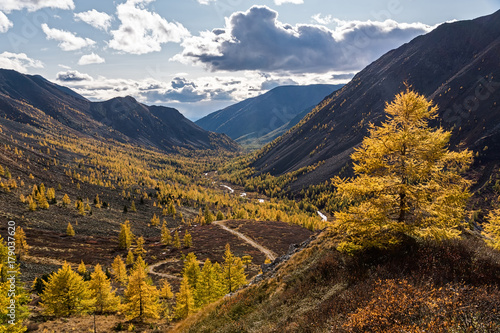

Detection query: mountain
xmin=0 ymin=69 xmax=237 ymax=151
xmin=195 ymin=84 xmax=344 ymax=147
xmin=251 ymin=10 xmax=500 ymax=190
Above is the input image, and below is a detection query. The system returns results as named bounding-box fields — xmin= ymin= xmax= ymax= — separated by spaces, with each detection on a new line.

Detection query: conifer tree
xmin=174 ymin=276 xmax=194 ymax=319
xmin=204 ymin=206 xmax=214 ymax=224
xmin=211 ymin=262 xmax=226 ymax=300
xmin=161 ymin=222 xmax=171 ymax=245
xmin=333 ymin=88 xmax=473 ymax=253
xmin=66 ymin=222 xmax=75 ymax=236
xmin=183 ymin=253 xmax=201 ymax=292
xmin=484 ymin=209 xmax=500 ymax=250
xmin=111 ymin=255 xmax=128 ymax=285
xmin=183 ymin=230 xmax=192 ymax=248
xmin=123 ymin=264 xmax=160 ymax=321
xmin=195 ymin=258 xmax=214 ymax=308
xmin=242 ymin=255 xmax=253 ymax=270
xmin=47 ymin=188 xmax=56 ymax=204
xmin=94 ymin=194 xmax=102 ymax=209
xmin=126 ymin=250 xmax=135 ymax=266
xmin=216 ymin=210 xmax=225 ymax=221
xmin=89 ymin=264 xmax=120 ymax=314
xmin=118 ymin=220 xmax=134 ymax=249
xmin=159 ymin=279 xmax=174 ymax=300
xmin=173 ymin=230 xmax=181 ymax=249
xmin=78 ymin=260 xmax=87 ymax=275
xmin=130 ymin=200 xmax=136 ymax=212
xmin=135 ymin=236 xmax=146 ymax=257
xmin=40 ymin=262 xmax=94 ymax=316
xmin=14 ymin=226 xmax=29 ymax=259
xmin=222 ymin=244 xmax=246 ymax=293
xmin=28 ymin=196 xmax=37 ymax=211
xmin=62 ymin=194 xmax=71 ymax=206
xmin=150 ymin=213 xmax=160 ymax=226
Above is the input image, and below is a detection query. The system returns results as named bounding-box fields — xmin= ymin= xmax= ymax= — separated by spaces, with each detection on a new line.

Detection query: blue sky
xmin=0 ymin=0 xmax=498 ymax=120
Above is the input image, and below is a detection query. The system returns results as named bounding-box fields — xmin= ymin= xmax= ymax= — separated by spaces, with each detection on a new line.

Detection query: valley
xmin=1 ymin=6 xmax=500 ymax=333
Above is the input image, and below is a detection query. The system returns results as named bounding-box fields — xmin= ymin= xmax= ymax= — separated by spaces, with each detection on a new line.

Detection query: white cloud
xmin=0 ymin=11 xmax=13 ymax=33
xmin=78 ymin=53 xmax=105 ymax=65
xmin=197 ymin=0 xmax=216 ymax=4
xmin=275 ymin=0 xmax=304 ymax=4
xmin=174 ymin=6 xmax=433 ymax=73
xmin=56 ymin=70 xmax=93 ymax=81
xmin=74 ymin=9 xmax=113 ymax=31
xmin=0 ymin=52 xmax=43 ymax=73
xmin=41 ymin=24 xmax=96 ymax=51
xmin=108 ymin=0 xmax=190 ymax=55
xmin=0 ymin=0 xmax=74 ymax=13
xmin=312 ymin=13 xmax=334 ymax=25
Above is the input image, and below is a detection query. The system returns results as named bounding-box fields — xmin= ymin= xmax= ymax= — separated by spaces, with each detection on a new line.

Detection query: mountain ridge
xmin=0 ymin=68 xmax=238 ymax=152
xmin=196 ymin=84 xmax=344 ymax=147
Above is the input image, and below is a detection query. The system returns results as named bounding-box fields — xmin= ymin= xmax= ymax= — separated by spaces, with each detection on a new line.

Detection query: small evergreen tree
xmin=123 ymin=265 xmax=160 ymax=321
xmin=14 ymin=226 xmax=29 ymax=259
xmin=183 ymin=253 xmax=200 ymax=291
xmin=66 ymin=222 xmax=75 ymax=236
xmin=111 ymin=255 xmax=128 ymax=285
xmin=130 ymin=200 xmax=136 ymax=212
xmin=173 ymin=230 xmax=181 ymax=249
xmin=62 ymin=194 xmax=71 ymax=206
xmin=40 ymin=262 xmax=94 ymax=316
xmin=126 ymin=249 xmax=135 ymax=266
xmin=242 ymin=255 xmax=253 ymax=270
xmin=183 ymin=230 xmax=192 ymax=248
xmin=89 ymin=264 xmax=120 ymax=314
xmin=484 ymin=209 xmax=500 ymax=250
xmin=222 ymin=244 xmax=247 ymax=293
xmin=78 ymin=260 xmax=87 ymax=275
xmin=118 ymin=220 xmax=134 ymax=249
xmin=161 ymin=222 xmax=171 ymax=245
xmin=159 ymin=279 xmax=174 ymax=300
xmin=174 ymin=276 xmax=194 ymax=319
xmin=134 ymin=236 xmax=146 ymax=257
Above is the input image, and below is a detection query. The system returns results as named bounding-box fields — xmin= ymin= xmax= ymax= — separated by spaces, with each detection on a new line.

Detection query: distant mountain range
xmin=251 ymin=10 xmax=500 ymax=191
xmin=195 ymin=84 xmax=343 ymax=147
xmin=0 ymin=69 xmax=237 ymax=152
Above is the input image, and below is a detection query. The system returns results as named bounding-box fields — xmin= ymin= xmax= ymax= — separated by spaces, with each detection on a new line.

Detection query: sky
xmin=0 ymin=0 xmax=498 ymax=120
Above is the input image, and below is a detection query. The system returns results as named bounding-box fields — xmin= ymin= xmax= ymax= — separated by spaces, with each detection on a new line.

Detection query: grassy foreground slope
xmin=174 ymin=231 xmax=500 ymax=332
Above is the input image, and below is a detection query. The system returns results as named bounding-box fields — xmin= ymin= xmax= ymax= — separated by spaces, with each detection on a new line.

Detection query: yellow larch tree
xmin=122 ymin=264 xmax=160 ymax=321
xmin=111 ymin=255 xmax=128 ymax=285
xmin=88 ymin=264 xmax=120 ymax=314
xmin=40 ymin=262 xmax=94 ymax=317
xmin=333 ymin=88 xmax=473 ymax=253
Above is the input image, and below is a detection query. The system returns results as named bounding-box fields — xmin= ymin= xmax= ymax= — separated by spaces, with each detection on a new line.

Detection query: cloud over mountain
xmin=0 ymin=52 xmax=43 ymax=72
xmin=174 ymin=5 xmax=433 ymax=73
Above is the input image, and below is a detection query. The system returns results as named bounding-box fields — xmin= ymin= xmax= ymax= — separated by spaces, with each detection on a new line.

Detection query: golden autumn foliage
xmin=333 ymin=88 xmax=473 ymax=253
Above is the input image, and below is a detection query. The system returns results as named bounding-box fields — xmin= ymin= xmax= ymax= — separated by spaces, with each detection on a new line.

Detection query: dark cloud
xmin=175 ymin=6 xmax=433 ymax=73
xmin=171 ymin=77 xmax=196 ymax=89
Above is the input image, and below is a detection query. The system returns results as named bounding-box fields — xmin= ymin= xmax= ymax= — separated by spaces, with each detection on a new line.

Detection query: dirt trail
xmin=213 ymin=220 xmax=278 ymax=261
xmin=148 ymin=258 xmax=182 ymax=280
